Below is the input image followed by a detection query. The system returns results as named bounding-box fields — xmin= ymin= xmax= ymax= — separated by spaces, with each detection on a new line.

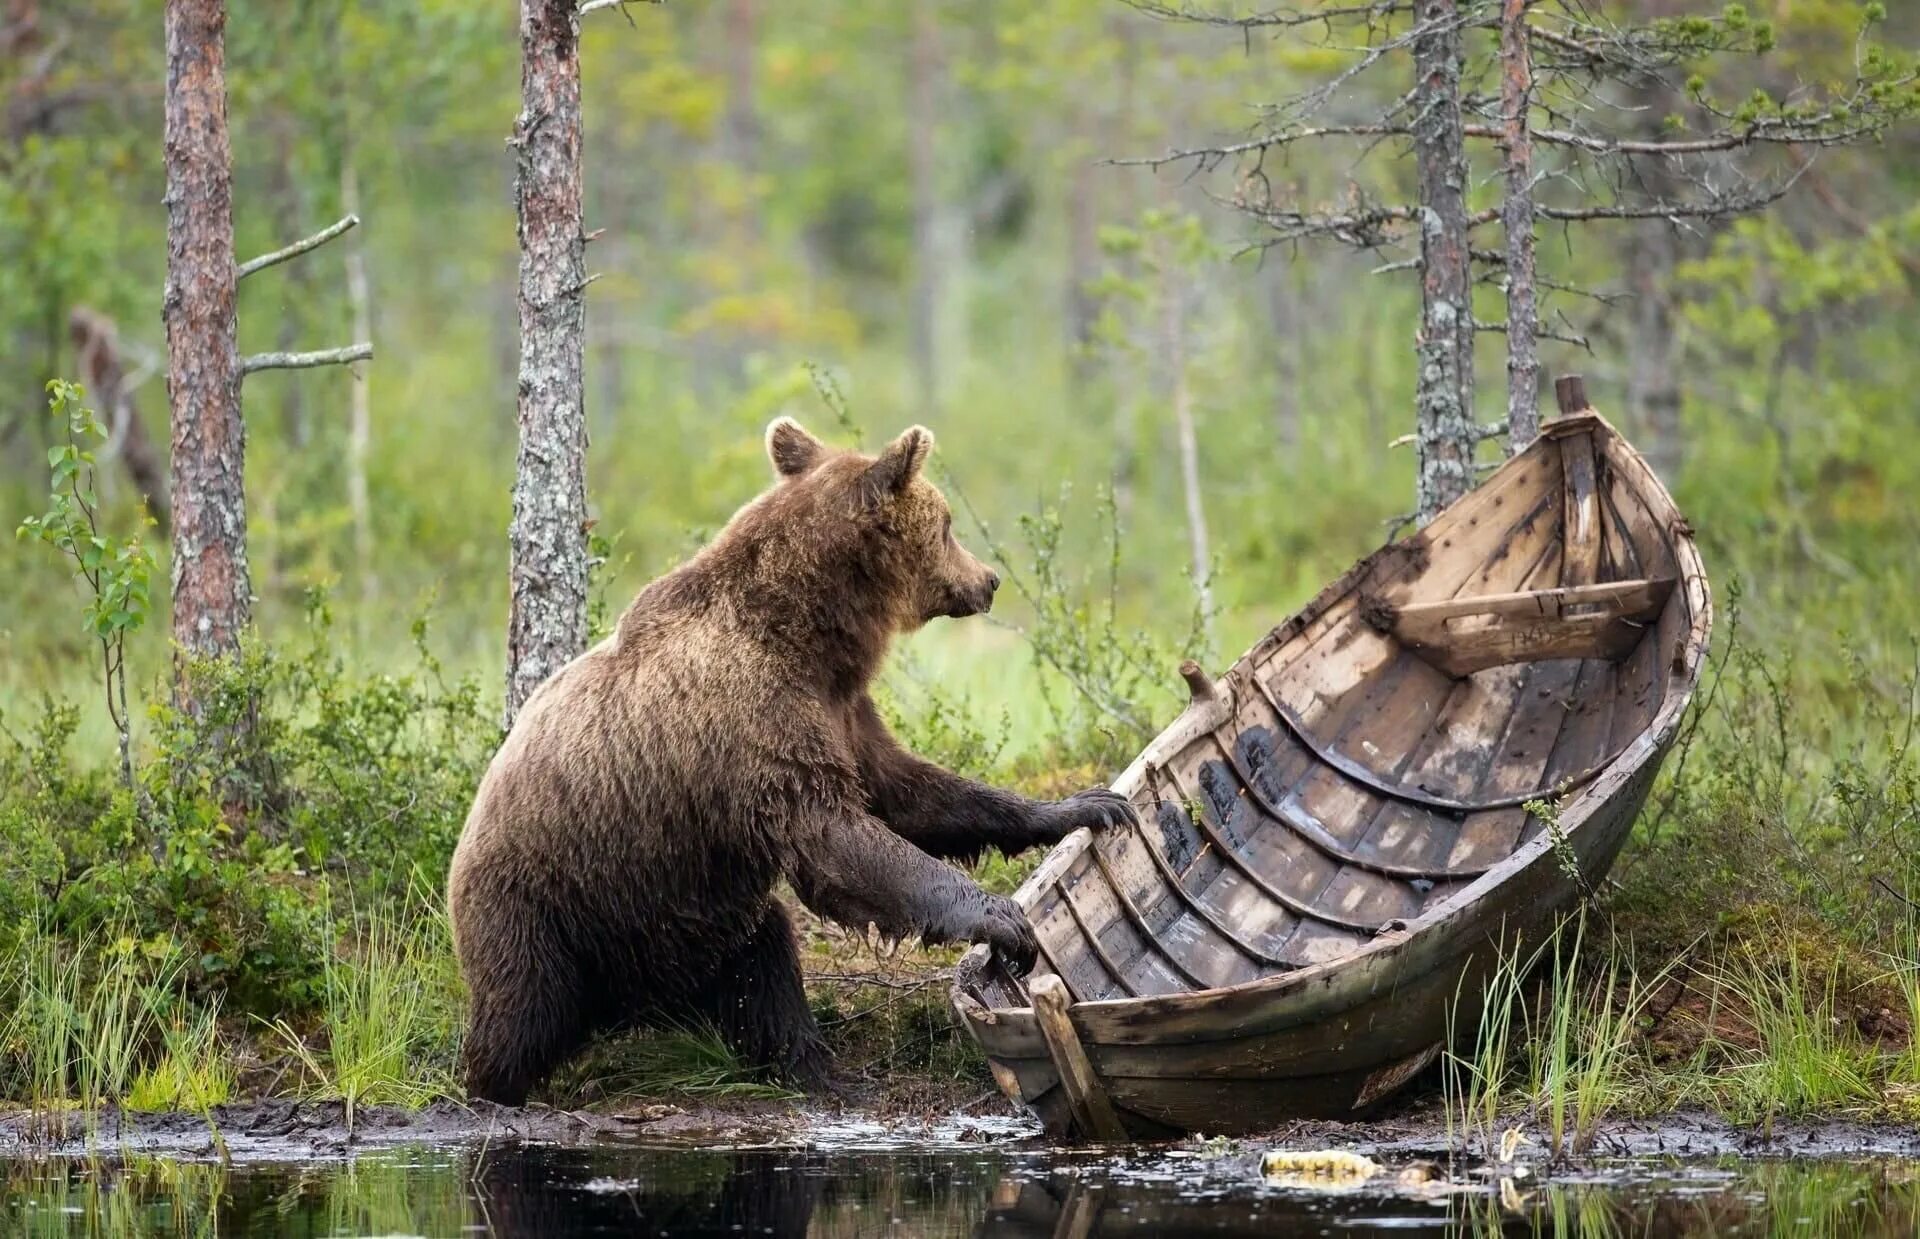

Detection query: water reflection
xmin=1 ymin=1141 xmax=1915 ymax=1237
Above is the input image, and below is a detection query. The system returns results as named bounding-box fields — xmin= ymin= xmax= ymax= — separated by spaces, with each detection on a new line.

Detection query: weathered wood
xmin=1390 ymin=578 xmax=1673 ymax=679
xmin=1030 ymin=975 xmax=1127 ymax=1143
xmin=1179 ymin=659 xmax=1218 ymax=706
xmin=953 ymin=410 xmax=1709 ymax=1141
xmin=1553 ymin=373 xmax=1591 ymax=416
xmin=1559 ymin=431 xmax=1601 ymax=588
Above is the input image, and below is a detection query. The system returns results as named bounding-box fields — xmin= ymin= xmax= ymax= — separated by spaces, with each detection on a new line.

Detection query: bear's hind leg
xmin=462 ymin=955 xmax=588 ymax=1106
xmin=694 ymin=904 xmax=833 ymax=1091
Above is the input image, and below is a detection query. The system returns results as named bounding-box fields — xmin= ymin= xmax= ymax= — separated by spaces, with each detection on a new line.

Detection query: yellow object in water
xmin=1260 ymin=1149 xmax=1382 ymax=1187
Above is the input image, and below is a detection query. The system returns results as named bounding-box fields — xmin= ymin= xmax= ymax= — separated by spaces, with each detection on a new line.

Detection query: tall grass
xmin=0 ymin=925 xmax=224 ymax=1120
xmin=127 ymin=999 xmax=233 ymax=1113
xmin=268 ymin=903 xmax=462 ymax=1125
xmin=1891 ymin=918 xmax=1920 ymax=1088
xmin=1443 ymin=929 xmax=1534 ymax=1152
xmin=1525 ymin=921 xmax=1672 ymax=1158
xmin=1705 ymin=939 xmax=1881 ymax=1123
xmin=1446 ymin=918 xmax=1680 ymax=1159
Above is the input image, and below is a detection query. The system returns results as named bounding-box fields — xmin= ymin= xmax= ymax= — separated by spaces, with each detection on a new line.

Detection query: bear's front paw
xmin=1040 ymin=788 xmax=1138 ymax=840
xmin=974 ymin=893 xmax=1039 ymax=974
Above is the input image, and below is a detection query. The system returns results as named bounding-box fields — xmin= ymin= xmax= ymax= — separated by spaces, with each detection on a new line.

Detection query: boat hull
xmin=951 ymin=406 xmax=1710 ymax=1141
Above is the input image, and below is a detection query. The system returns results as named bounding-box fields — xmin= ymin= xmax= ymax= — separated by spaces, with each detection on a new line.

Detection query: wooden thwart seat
xmin=1386 ymin=577 xmax=1675 ymax=678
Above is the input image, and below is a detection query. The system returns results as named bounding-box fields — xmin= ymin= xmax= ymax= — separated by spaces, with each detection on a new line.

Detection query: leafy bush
xmin=0 ymin=596 xmax=491 ymax=1019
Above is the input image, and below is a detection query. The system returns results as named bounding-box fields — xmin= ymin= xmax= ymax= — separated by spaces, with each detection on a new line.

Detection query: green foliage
xmin=0 ymin=925 xmax=210 ymax=1116
xmin=268 ymin=904 xmax=462 ymax=1121
xmin=0 ymin=600 xmax=490 ymax=1020
xmin=16 ymin=381 xmax=155 ymax=789
xmin=1707 ymin=939 xmax=1883 ymax=1122
xmin=549 ymin=1027 xmax=800 ymax=1106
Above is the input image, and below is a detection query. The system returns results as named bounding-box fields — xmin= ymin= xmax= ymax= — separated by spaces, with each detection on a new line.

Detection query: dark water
xmin=3 ymin=1139 xmax=1917 ymax=1237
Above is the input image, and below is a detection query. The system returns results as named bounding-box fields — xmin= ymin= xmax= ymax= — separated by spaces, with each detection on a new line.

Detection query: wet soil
xmin=5 ymin=1094 xmax=1917 ymax=1165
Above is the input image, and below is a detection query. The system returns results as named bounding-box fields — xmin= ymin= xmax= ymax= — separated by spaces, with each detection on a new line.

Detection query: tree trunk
xmin=1065 ymin=156 xmax=1098 ymax=390
xmin=1410 ymin=0 xmax=1476 ymax=526
xmin=506 ymin=0 xmax=590 ymax=725
xmin=265 ymin=119 xmax=311 ymax=452
xmin=1163 ymin=267 xmax=1212 ymax=641
xmin=1266 ymin=259 xmax=1302 ymax=453
xmin=1626 ymin=221 xmax=1682 ymax=483
xmin=1499 ymin=0 xmax=1540 ymax=452
xmin=69 ymin=307 xmax=172 ymax=534
xmin=907 ymin=0 xmax=940 ymax=410
xmin=1109 ymin=12 xmax=1141 ymax=520
xmin=164 ymin=0 xmax=248 ymax=660
xmin=724 ymin=0 xmax=759 ymax=233
xmin=342 ymin=160 xmax=376 ymax=611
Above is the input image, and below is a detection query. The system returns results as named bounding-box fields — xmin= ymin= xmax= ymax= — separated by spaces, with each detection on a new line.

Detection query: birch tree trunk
xmin=1266 ymin=261 xmax=1302 ymax=453
xmin=1499 ymin=0 xmax=1541 ymax=453
xmin=342 ymin=161 xmax=376 ymax=610
xmin=1411 ymin=0 xmax=1476 ymax=526
xmin=164 ymin=0 xmax=248 ymax=660
xmin=506 ymin=0 xmax=590 ymax=725
xmin=1627 ymin=222 xmax=1683 ymax=483
xmin=1162 ymin=268 xmax=1212 ymax=641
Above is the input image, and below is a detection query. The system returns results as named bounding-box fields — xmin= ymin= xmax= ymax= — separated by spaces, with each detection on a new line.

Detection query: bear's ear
xmin=766 ymin=417 xmax=826 ymax=479
xmin=863 ymin=425 xmax=934 ymax=503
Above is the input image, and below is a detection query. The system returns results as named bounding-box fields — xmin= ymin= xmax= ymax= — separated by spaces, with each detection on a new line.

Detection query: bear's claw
xmin=1045 ymin=787 xmax=1139 ymax=838
xmin=975 ymin=892 xmax=1039 ymax=973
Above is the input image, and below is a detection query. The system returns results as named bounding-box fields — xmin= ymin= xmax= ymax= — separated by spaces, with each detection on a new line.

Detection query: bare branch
xmin=1111 ymin=123 xmax=1413 ymax=170
xmin=1531 ymin=120 xmax=1886 ymax=157
xmin=1535 ymin=169 xmax=1803 ymax=222
xmin=1121 ymin=0 xmax=1410 ymax=29
xmin=236 ymin=214 xmax=359 ymax=281
xmin=1475 ymin=318 xmax=1590 ymax=350
xmin=240 ymin=343 xmax=373 ymax=376
xmin=579 ymin=0 xmax=660 ymax=16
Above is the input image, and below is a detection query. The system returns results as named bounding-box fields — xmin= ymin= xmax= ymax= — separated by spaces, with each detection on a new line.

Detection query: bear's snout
xmin=942 ymin=571 xmax=997 ymax=619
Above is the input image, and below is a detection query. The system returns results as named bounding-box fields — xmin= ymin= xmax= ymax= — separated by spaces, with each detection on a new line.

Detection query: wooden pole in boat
xmin=1030 ymin=974 xmax=1128 ymax=1143
xmin=1554 ymin=374 xmax=1593 ymax=417
xmin=1179 ymin=658 xmax=1218 ymax=707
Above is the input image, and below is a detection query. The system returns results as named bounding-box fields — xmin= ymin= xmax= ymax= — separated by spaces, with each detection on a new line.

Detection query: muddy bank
xmin=6 ymin=1095 xmax=1920 ymax=1165
xmin=1228 ymin=1103 xmax=1920 ymax=1163
xmin=0 ymin=1096 xmax=1037 ymax=1162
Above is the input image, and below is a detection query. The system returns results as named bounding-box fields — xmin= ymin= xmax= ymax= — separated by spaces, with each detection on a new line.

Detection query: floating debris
xmin=1260 ymin=1148 xmax=1382 ymax=1188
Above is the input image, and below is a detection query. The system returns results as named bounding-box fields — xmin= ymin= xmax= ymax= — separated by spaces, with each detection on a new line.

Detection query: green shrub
xmin=0 ymin=596 xmax=491 ymax=1020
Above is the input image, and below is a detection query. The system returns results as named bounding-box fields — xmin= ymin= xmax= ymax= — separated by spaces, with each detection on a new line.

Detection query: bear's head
xmin=764 ymin=417 xmax=1000 ymax=629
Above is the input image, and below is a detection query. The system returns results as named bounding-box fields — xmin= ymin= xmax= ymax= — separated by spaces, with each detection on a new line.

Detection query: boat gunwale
xmin=951 ymin=411 xmax=1712 ymax=1036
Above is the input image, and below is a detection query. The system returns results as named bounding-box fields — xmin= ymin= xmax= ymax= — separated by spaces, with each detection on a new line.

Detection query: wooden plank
xmin=1264 ymin=450 xmax=1563 ymax=731
xmin=1559 ymin=430 xmax=1601 ymax=588
xmin=1391 ymin=578 xmax=1673 ymax=678
xmin=1030 ymin=876 xmax=1124 ymax=1003
xmin=1391 ymin=577 xmax=1673 ymax=626
xmin=1030 ymin=974 xmax=1128 ymax=1143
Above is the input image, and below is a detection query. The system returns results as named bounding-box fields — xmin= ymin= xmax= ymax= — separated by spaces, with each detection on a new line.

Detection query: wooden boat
xmin=950 ymin=380 xmax=1711 ymax=1141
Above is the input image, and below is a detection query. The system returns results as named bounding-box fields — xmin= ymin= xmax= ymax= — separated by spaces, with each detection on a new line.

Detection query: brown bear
xmin=448 ymin=418 xmax=1134 ymax=1104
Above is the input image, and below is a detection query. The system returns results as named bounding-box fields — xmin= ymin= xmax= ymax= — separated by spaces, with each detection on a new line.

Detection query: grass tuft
xmin=1706 ymin=938 xmax=1881 ymax=1123
xmin=267 ymin=904 xmax=461 ymax=1124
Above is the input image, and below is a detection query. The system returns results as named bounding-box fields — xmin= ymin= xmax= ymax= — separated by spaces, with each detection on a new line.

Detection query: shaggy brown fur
xmin=448 ymin=419 xmax=1134 ymax=1104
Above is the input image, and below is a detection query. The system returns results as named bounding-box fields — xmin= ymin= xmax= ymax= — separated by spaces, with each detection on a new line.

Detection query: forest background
xmin=3 ymin=0 xmax=1920 ymax=1125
